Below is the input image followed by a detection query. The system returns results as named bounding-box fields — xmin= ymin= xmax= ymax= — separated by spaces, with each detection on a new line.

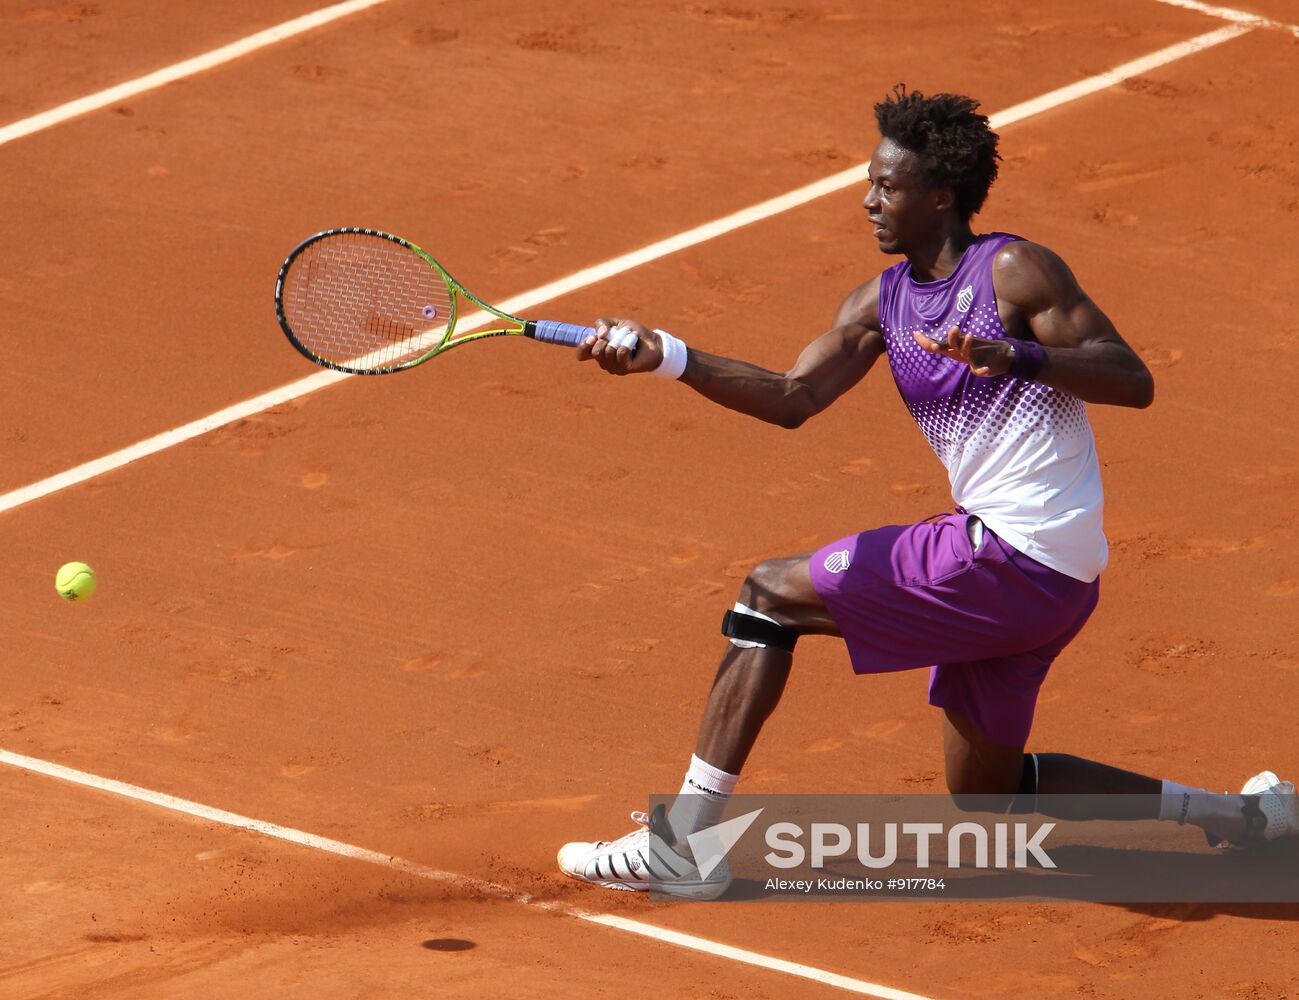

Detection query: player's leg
xmin=692 ymin=553 xmax=838 ymax=774
xmin=942 ymin=703 xmax=1295 ymax=845
xmin=942 ymin=704 xmax=1162 ymax=816
xmin=930 ymin=537 xmax=1298 ymax=846
xmin=556 ymin=552 xmax=833 ymax=894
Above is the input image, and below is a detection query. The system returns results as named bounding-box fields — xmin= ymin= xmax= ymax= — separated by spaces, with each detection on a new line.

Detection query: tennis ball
xmin=55 ymin=561 xmax=97 ymax=602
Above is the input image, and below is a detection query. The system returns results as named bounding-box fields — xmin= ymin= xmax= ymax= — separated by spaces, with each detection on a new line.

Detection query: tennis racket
xmin=275 ymin=227 xmax=620 ymax=375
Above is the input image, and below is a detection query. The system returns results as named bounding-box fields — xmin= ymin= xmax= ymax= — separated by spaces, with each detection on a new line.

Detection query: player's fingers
xmin=913 ymin=329 xmax=940 ymax=353
xmin=592 ymin=336 xmax=623 ymax=374
xmin=612 ymin=333 xmax=639 ymax=373
xmin=583 ymin=318 xmax=613 ymax=358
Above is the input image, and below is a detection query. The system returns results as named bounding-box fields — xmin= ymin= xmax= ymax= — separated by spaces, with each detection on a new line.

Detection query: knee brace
xmin=1008 ymin=753 xmax=1039 ymax=814
xmin=721 ymin=602 xmax=798 ymax=653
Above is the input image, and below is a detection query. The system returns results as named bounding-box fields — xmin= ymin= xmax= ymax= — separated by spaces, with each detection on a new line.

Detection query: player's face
xmin=863 ymin=139 xmax=946 ymax=255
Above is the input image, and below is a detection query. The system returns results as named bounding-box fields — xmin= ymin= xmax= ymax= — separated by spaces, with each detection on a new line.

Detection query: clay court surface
xmin=2 ymin=1 xmax=1298 ymax=996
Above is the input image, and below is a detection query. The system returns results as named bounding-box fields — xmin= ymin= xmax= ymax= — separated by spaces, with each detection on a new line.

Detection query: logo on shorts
xmin=823 ymin=550 xmax=851 ymax=574
xmin=956 ymin=284 xmax=974 ymax=313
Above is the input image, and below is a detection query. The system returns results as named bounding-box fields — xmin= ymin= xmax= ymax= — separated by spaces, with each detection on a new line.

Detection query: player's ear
xmin=931 ymin=185 xmax=956 ymax=214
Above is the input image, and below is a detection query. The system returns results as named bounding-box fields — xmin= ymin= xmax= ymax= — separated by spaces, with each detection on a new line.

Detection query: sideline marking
xmin=1151 ymin=0 xmax=1299 ymax=35
xmin=0 ymin=0 xmax=393 ymax=148
xmin=0 ymin=748 xmax=931 ymax=1000
xmin=987 ymin=23 xmax=1249 ymax=129
xmin=0 ymin=23 xmax=1255 ymax=517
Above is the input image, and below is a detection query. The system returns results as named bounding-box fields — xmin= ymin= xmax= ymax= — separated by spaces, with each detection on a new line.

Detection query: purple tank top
xmin=878 ymin=231 xmax=1021 ymax=412
xmin=876 ymin=232 xmax=1108 ymax=583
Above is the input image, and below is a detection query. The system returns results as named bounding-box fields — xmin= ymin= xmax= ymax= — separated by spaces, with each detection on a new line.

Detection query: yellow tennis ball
xmin=55 ymin=561 xmax=97 ymax=602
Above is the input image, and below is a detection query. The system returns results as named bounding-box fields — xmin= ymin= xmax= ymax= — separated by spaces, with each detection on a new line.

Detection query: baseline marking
xmin=0 ymin=0 xmax=393 ymax=148
xmin=1151 ymin=0 xmax=1299 ymax=35
xmin=0 ymin=748 xmax=930 ymax=1000
xmin=0 ymin=23 xmax=1255 ymax=517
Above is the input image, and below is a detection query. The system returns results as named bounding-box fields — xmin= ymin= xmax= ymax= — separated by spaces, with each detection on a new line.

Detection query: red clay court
xmin=2 ymin=1 xmax=1297 ymax=996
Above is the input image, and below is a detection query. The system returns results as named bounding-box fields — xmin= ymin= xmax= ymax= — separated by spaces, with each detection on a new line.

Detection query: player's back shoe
xmin=1207 ymin=771 xmax=1299 ymax=848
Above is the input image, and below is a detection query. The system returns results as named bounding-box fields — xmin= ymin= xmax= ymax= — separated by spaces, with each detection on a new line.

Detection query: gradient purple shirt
xmin=876 ymin=232 xmax=1107 ymax=582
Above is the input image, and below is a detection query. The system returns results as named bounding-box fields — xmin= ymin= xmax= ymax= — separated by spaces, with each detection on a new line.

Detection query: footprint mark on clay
xmin=604 ymin=563 xmax=650 ymax=583
xmin=524 ymin=226 xmax=567 ymax=247
xmin=481 ymin=381 xmax=539 ymax=399
xmin=149 ymin=722 xmax=197 ymax=743
xmin=154 ymin=596 xmax=203 ymax=614
xmin=401 ymin=654 xmax=443 ymax=673
xmin=489 ymin=245 xmax=538 ymax=267
xmin=233 ymin=541 xmax=303 ymax=561
xmin=402 ymin=652 xmax=485 ymax=678
xmin=291 ymin=64 xmax=341 ymax=83
xmin=1165 ymin=537 xmax=1264 ymax=560
xmin=616 ymin=638 xmax=660 ymax=654
xmin=399 ymin=27 xmax=459 ymax=45
xmin=300 ymin=472 xmax=329 ymax=489
xmin=838 ymin=458 xmax=874 ymax=477
xmin=1135 ymin=638 xmax=1215 ymax=674
xmin=665 ymin=579 xmax=725 ymax=607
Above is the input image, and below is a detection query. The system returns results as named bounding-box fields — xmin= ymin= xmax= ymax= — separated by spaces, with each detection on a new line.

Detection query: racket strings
xmin=281 ymin=232 xmax=454 ymax=372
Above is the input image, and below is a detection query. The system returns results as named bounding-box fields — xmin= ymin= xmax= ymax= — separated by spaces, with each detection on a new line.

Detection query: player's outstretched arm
xmin=578 ymin=278 xmax=886 ymax=428
xmin=914 ymin=241 xmax=1154 ymax=408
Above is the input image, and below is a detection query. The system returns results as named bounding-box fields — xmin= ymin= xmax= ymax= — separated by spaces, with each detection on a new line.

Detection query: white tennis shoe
xmin=557 ymin=808 xmax=732 ymax=899
xmin=1209 ymin=771 xmax=1299 ymax=848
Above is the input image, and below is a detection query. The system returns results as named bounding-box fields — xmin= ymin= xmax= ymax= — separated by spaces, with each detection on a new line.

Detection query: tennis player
xmin=557 ymin=87 xmax=1297 ymax=896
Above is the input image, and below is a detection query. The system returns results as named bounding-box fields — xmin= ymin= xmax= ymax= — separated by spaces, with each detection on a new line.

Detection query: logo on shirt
xmin=956 ymin=284 xmax=974 ymax=313
xmin=823 ymin=550 xmax=851 ymax=574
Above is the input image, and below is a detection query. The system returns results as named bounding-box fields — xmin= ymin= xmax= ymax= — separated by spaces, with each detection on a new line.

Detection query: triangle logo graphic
xmin=686 ymin=807 xmax=765 ymax=880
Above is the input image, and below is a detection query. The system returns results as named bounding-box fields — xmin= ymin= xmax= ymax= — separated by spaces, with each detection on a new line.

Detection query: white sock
xmin=666 ymin=754 xmax=741 ymax=841
xmin=1160 ymin=780 xmax=1243 ymax=838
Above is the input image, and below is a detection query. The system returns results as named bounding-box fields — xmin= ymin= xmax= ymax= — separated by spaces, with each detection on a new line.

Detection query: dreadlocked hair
xmin=874 ymin=85 xmax=1001 ymax=220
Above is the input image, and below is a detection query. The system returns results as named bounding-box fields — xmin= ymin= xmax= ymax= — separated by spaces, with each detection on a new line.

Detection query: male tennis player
xmin=556 ymin=87 xmax=1297 ymax=896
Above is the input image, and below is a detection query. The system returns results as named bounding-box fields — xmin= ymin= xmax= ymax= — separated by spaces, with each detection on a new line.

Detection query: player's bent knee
xmin=737 ymin=555 xmax=805 ymax=612
xmin=948 ymin=754 xmax=1038 ymax=814
xmin=741 ymin=558 xmax=800 ymax=610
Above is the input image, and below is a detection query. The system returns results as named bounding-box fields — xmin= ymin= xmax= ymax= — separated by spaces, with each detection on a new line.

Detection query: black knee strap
xmin=721 ymin=609 xmax=798 ymax=653
xmin=1009 ymin=753 xmax=1038 ymax=815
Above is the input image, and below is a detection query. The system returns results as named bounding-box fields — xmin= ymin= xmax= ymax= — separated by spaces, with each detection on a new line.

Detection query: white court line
xmin=0 ymin=748 xmax=931 ymax=1000
xmin=0 ymin=0 xmax=393 ymax=148
xmin=0 ymin=22 xmax=1255 ymax=517
xmin=1152 ymin=0 xmax=1299 ymax=35
xmin=986 ymin=22 xmax=1249 ymax=129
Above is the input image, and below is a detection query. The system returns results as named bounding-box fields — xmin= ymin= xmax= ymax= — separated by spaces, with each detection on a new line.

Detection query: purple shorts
xmin=809 ymin=512 xmax=1099 ymax=748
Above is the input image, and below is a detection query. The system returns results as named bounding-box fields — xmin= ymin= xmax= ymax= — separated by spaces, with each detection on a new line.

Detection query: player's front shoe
xmin=1208 ymin=771 xmax=1299 ymax=848
xmin=557 ymin=809 xmax=731 ymax=899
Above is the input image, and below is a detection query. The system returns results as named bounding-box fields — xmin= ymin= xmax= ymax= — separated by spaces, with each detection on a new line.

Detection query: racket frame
xmin=275 ymin=227 xmax=537 ymax=375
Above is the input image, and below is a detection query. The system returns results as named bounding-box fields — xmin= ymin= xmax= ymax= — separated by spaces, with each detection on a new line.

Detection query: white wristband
xmin=653 ymin=328 xmax=688 ymax=380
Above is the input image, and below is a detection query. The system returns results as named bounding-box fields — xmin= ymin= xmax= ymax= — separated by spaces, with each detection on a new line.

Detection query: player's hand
xmin=578 ymin=317 xmax=663 ymax=376
xmin=914 ymin=326 xmax=1015 ymax=378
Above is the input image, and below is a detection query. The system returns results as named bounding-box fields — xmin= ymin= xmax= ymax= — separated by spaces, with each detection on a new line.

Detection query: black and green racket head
xmin=275 ymin=228 xmax=457 ymax=375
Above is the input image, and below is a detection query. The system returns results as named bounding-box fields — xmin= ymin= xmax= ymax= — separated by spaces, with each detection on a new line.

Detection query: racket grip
xmin=526 ymin=320 xmax=595 ymax=347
